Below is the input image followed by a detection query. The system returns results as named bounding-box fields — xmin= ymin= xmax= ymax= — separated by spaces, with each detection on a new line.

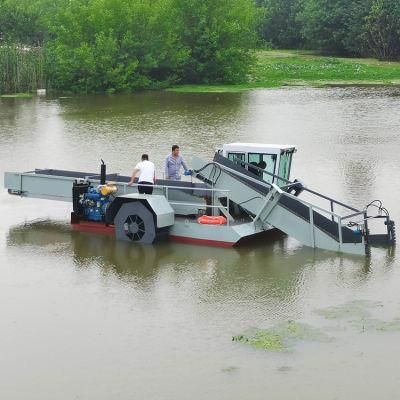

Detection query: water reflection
xmin=7 ymin=220 xmax=383 ymax=301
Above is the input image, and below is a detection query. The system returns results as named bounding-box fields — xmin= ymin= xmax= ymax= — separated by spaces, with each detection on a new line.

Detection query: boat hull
xmin=71 ymin=217 xmax=270 ymax=248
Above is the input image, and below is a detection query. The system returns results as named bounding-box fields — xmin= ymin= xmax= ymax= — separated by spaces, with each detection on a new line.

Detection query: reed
xmin=0 ymin=45 xmax=46 ymax=94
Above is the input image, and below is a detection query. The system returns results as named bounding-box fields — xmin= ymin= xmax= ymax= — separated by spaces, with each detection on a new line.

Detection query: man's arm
xmin=181 ymin=157 xmax=188 ymax=172
xmin=128 ymin=168 xmax=139 ymax=185
xmin=164 ymin=157 xmax=169 ymax=179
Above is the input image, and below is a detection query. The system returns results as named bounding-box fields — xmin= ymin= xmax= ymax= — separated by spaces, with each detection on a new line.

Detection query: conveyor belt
xmin=278 ymin=195 xmax=361 ymax=244
xmin=213 ymin=154 xmax=270 ymax=195
xmin=34 ymin=169 xmax=209 ymax=196
xmin=193 ymin=154 xmax=366 ymax=253
xmin=35 ymin=168 xmax=125 ymax=181
xmin=210 ymin=155 xmax=361 ymax=244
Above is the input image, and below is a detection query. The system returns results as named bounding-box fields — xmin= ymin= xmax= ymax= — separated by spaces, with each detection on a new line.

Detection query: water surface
xmin=0 ymin=88 xmax=399 ymax=400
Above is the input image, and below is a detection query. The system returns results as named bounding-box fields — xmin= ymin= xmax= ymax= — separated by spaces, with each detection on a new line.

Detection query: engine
xmin=72 ymin=180 xmax=117 ymax=222
xmin=81 ymin=186 xmax=114 ymax=221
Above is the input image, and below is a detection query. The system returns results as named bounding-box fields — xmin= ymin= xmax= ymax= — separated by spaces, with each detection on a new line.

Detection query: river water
xmin=0 ymin=88 xmax=399 ymax=400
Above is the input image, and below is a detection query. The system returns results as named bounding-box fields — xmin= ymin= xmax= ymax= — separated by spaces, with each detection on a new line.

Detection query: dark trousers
xmin=138 ymin=181 xmax=153 ymax=194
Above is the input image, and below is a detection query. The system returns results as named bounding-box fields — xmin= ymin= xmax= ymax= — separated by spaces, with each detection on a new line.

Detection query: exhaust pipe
xmin=100 ymin=159 xmax=106 ymax=185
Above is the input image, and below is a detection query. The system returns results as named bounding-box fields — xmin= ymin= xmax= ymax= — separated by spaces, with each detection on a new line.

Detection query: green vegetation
xmin=168 ymin=50 xmax=400 ymax=92
xmin=1 ymin=0 xmax=400 ymax=94
xmin=0 ymin=45 xmax=46 ymax=94
xmin=316 ymin=300 xmax=400 ymax=334
xmin=315 ymin=300 xmax=383 ymax=320
xmin=221 ymin=366 xmax=239 ymax=373
xmin=256 ymin=0 xmax=304 ymax=49
xmin=233 ymin=330 xmax=285 ymax=351
xmin=257 ymin=0 xmax=400 ymax=60
xmin=0 ymin=93 xmax=34 ymax=98
xmin=351 ymin=318 xmax=400 ymax=332
xmin=233 ymin=301 xmax=400 ymax=353
xmin=233 ymin=320 xmax=331 ymax=352
xmin=0 ymin=0 xmax=256 ymax=94
xmin=0 ymin=0 xmax=47 ymax=45
xmin=166 ymin=84 xmax=251 ymax=93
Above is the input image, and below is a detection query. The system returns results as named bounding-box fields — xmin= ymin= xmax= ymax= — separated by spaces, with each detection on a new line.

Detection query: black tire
xmin=114 ymin=201 xmax=156 ymax=244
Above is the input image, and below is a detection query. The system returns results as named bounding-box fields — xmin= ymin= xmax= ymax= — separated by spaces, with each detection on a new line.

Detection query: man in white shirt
xmin=128 ymin=154 xmax=155 ymax=194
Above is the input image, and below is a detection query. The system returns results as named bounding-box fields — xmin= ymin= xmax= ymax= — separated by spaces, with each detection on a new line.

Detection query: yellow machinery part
xmin=100 ymin=184 xmax=117 ymax=196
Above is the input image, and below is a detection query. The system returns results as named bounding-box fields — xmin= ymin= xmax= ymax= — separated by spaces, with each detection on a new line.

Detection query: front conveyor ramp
xmin=212 ymin=154 xmax=361 ymax=244
xmin=278 ymin=195 xmax=362 ymax=244
xmin=193 ymin=155 xmax=366 ymax=255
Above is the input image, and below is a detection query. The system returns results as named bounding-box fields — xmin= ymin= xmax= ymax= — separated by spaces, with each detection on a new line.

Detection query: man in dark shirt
xmin=164 ymin=145 xmax=189 ymax=180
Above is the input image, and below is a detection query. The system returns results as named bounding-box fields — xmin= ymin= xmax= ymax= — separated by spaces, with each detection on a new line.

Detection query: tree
xmin=299 ymin=0 xmax=371 ymax=56
xmin=363 ymin=0 xmax=400 ymax=60
xmin=0 ymin=0 xmax=45 ymax=45
xmin=46 ymin=0 xmax=189 ymax=92
xmin=173 ymin=0 xmax=257 ymax=83
xmin=258 ymin=0 xmax=305 ymax=49
xmin=45 ymin=0 xmax=256 ymax=92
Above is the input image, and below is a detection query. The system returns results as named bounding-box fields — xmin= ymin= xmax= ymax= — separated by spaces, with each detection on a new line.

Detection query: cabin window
xmin=277 ymin=151 xmax=293 ymax=186
xmin=248 ymin=153 xmax=276 ymax=183
xmin=227 ymin=152 xmax=245 ymax=167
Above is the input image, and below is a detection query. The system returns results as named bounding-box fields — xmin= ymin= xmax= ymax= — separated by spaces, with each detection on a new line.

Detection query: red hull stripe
xmin=70 ymin=222 xmax=235 ymax=247
xmin=71 ymin=221 xmax=115 ymax=235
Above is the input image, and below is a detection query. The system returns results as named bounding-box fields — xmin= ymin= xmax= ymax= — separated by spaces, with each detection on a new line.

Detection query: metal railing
xmin=122 ymin=182 xmax=232 ymax=226
xmin=230 ymin=155 xmax=361 ymax=215
xmin=209 ymin=160 xmax=366 ymax=247
xmin=226 ymin=156 xmax=365 ymax=244
xmin=279 ymin=189 xmax=365 ymax=248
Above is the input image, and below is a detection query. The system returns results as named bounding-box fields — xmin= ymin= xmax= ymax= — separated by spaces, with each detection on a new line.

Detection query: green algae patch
xmin=350 ymin=318 xmax=400 ymax=332
xmin=315 ymin=300 xmax=382 ymax=320
xmin=316 ymin=301 xmax=400 ymax=335
xmin=233 ymin=321 xmax=331 ymax=352
xmin=1 ymin=92 xmax=33 ymax=98
xmin=274 ymin=320 xmax=332 ymax=343
xmin=221 ymin=366 xmax=239 ymax=373
xmin=233 ymin=330 xmax=285 ymax=351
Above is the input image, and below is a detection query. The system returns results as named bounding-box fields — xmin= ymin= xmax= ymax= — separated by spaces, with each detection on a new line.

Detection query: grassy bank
xmin=168 ymin=50 xmax=400 ymax=93
xmin=3 ymin=49 xmax=400 ymax=96
xmin=0 ymin=93 xmax=34 ymax=98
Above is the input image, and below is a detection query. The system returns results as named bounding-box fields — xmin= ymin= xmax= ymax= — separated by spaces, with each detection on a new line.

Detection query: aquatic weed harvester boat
xmin=4 ymin=143 xmax=396 ymax=256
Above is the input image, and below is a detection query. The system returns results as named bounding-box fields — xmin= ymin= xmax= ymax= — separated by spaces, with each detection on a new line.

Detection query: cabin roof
xmin=222 ymin=143 xmax=296 ymax=153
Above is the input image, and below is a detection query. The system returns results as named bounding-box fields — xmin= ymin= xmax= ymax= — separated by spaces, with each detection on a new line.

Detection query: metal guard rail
xmin=123 ymin=182 xmax=232 ymax=226
xmin=210 ymin=162 xmax=365 ymax=245
xmin=229 ymin=157 xmax=361 ymax=215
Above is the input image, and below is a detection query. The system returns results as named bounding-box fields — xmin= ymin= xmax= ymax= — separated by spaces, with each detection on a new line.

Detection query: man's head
xmin=172 ymin=145 xmax=180 ymax=157
xmin=141 ymin=154 xmax=149 ymax=161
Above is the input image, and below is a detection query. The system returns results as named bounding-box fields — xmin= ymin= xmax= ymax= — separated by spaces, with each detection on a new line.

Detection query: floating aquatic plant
xmin=316 ymin=300 xmax=400 ymax=334
xmin=350 ymin=317 xmax=400 ymax=333
xmin=221 ymin=366 xmax=239 ymax=373
xmin=315 ymin=300 xmax=383 ymax=320
xmin=233 ymin=320 xmax=331 ymax=352
xmin=233 ymin=330 xmax=285 ymax=351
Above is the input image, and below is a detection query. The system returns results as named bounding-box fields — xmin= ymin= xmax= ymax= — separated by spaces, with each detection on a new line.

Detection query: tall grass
xmin=0 ymin=45 xmax=46 ymax=94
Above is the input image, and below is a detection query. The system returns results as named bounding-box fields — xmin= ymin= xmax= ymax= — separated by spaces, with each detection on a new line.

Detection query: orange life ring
xmin=197 ymin=215 xmax=227 ymax=225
